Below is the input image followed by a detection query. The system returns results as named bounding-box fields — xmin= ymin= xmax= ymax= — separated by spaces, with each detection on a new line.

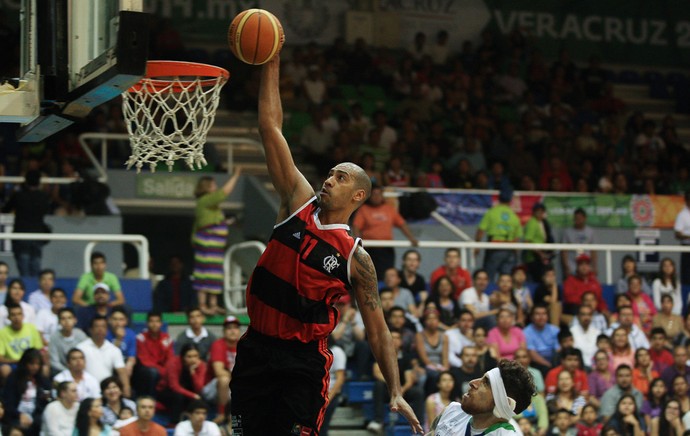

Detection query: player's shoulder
xmin=276 ymin=195 xmax=318 ymax=227
xmin=351 ymin=244 xmax=372 ymax=266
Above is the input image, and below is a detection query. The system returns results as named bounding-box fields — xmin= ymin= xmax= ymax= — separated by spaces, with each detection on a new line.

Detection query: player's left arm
xmin=351 ymin=246 xmax=423 ymax=434
xmin=258 ymin=57 xmax=314 ymax=221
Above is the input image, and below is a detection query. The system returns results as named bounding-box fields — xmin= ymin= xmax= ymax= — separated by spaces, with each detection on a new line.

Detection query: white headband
xmin=487 ymin=367 xmax=517 ymax=421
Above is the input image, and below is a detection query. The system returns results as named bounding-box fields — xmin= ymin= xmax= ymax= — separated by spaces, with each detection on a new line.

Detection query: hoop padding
xmin=122 ymin=61 xmax=229 ymax=172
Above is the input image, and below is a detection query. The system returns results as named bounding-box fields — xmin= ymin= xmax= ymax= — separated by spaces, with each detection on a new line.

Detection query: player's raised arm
xmin=258 ymin=56 xmax=313 ymax=217
xmin=351 ymin=245 xmax=423 ymax=434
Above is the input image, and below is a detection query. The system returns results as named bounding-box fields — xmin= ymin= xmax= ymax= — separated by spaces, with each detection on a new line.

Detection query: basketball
xmin=228 ymin=9 xmax=285 ymax=65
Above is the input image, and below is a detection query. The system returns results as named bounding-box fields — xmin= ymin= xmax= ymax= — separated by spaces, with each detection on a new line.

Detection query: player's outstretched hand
xmin=390 ymin=394 xmax=424 ymax=434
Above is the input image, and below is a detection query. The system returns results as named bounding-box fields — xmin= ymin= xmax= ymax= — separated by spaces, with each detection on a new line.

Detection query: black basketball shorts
xmin=230 ymin=328 xmax=333 ymax=435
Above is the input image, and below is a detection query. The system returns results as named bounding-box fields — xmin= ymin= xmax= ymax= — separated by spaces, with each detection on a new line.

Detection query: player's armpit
xmin=351 ymin=246 xmax=380 ymax=312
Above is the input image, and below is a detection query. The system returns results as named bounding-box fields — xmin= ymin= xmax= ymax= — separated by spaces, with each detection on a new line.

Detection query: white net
xmin=122 ymin=65 xmax=228 ymax=172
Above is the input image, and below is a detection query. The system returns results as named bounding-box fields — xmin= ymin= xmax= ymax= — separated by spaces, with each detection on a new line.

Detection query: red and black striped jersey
xmin=246 ymin=197 xmax=361 ymax=342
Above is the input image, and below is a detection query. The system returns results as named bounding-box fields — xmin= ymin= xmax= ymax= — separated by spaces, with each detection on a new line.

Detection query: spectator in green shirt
xmin=72 ymin=252 xmax=124 ymax=307
xmin=522 ymin=203 xmax=555 ymax=281
xmin=474 ymin=188 xmax=523 ymax=282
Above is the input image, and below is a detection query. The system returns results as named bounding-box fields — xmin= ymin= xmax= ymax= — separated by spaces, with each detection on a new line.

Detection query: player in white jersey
xmin=427 ymin=360 xmax=536 ymax=436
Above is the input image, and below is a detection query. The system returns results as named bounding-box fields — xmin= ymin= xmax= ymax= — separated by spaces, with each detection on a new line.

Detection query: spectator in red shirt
xmin=545 ymin=347 xmax=590 ymax=397
xmin=207 ymin=315 xmax=241 ymax=420
xmin=429 ymin=248 xmax=472 ymax=300
xmin=649 ymin=327 xmax=674 ymax=374
xmin=539 ymin=156 xmax=573 ymax=191
xmin=158 ymin=343 xmax=210 ymax=422
xmin=563 ymin=254 xmax=608 ymax=317
xmin=134 ymin=311 xmax=174 ymax=396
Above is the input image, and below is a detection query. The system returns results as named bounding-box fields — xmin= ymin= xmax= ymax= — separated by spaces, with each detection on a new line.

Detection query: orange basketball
xmin=228 ymin=9 xmax=285 ymax=65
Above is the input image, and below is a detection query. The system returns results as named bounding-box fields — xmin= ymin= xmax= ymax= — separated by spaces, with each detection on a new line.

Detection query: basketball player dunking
xmin=229 ymin=57 xmax=423 ymax=435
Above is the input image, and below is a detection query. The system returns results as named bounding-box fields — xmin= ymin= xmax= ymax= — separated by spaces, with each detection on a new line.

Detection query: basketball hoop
xmin=122 ymin=61 xmax=229 ymax=172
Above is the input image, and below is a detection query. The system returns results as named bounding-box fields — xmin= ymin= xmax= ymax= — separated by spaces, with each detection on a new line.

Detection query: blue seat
xmin=18 ymin=277 xmax=153 ymax=312
xmin=346 ymin=381 xmax=374 ymax=403
xmin=573 ymin=109 xmax=601 ymax=127
xmin=618 ymin=70 xmax=641 ymax=84
xmin=667 ymin=72 xmax=689 ymax=86
xmin=393 ymin=426 xmax=415 ymax=436
xmin=644 ymin=71 xmax=664 ymax=84
xmin=603 ymin=284 xmax=616 ymax=311
xmin=649 ymin=82 xmax=670 ymax=99
xmin=362 ymin=403 xmax=409 ymax=424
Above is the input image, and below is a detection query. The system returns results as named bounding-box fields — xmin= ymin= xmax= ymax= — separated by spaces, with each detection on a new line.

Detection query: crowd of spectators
xmin=326 ymin=241 xmax=690 ymax=435
xmin=3 ymin=15 xmax=690 ymax=436
xmin=1 ymin=26 xmax=689 ymax=200
xmin=0 ymin=253 xmax=237 ymax=435
xmin=6 ymin=192 xmax=684 ymax=434
xmin=278 ymin=30 xmax=690 ymax=195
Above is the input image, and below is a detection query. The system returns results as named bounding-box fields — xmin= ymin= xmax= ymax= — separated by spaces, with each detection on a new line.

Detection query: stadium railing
xmin=220 ymin=240 xmax=690 ymax=315
xmin=363 ymin=240 xmax=690 ymax=285
xmin=0 ymin=232 xmax=150 ymax=278
xmin=78 ymin=132 xmax=260 ymax=177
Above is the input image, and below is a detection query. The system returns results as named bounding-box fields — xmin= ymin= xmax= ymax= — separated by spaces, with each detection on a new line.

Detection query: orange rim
xmin=127 ymin=60 xmax=230 ymax=93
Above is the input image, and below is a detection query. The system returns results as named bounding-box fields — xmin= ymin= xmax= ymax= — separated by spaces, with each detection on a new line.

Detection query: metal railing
xmin=77 ymin=132 xmax=261 ymax=179
xmin=223 ymin=240 xmax=266 ymax=314
xmin=363 ymin=240 xmax=690 ymax=284
xmin=0 ymin=233 xmax=150 ymax=279
xmin=216 ymin=238 xmax=690 ymax=314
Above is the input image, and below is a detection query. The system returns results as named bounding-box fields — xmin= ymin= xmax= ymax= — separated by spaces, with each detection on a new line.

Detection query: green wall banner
xmin=136 ymin=174 xmax=198 ymax=199
xmin=4 ymin=0 xmax=689 ymax=65
xmin=543 ymin=195 xmax=637 ymax=228
xmin=485 ymin=0 xmax=690 ymax=67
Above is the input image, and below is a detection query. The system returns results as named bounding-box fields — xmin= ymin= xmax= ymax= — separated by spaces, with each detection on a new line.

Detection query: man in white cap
xmin=427 ymin=360 xmax=536 ymax=435
xmin=76 ymin=282 xmax=112 ymax=331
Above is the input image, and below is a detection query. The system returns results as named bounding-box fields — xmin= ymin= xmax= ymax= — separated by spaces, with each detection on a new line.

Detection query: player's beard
xmin=461 ymin=394 xmax=493 ymax=416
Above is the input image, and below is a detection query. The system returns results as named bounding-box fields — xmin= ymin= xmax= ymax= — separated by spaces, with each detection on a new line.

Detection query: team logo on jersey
xmin=323 ymin=254 xmax=340 ymax=273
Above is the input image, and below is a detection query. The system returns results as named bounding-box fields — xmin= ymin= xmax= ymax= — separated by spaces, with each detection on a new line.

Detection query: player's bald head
xmin=334 ymin=162 xmax=371 ymax=204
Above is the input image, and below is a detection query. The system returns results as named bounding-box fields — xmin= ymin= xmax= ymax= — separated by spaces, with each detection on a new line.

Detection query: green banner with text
xmin=4 ymin=0 xmax=689 ymax=66
xmin=543 ymin=195 xmax=636 ymax=228
xmin=485 ymin=0 xmax=690 ymax=67
xmin=136 ymin=174 xmax=198 ymax=199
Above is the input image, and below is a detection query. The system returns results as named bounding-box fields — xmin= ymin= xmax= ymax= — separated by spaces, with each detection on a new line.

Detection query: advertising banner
xmin=421 ymin=191 xmax=685 ymax=229
xmin=135 ymin=174 xmax=198 ymax=199
xmin=378 ymin=0 xmax=690 ymax=66
xmin=5 ymin=0 xmax=689 ymax=65
xmin=484 ymin=0 xmax=690 ymax=68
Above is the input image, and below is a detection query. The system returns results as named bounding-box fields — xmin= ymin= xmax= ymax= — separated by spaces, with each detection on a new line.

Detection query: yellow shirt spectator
xmin=0 ymin=322 xmax=43 ymax=362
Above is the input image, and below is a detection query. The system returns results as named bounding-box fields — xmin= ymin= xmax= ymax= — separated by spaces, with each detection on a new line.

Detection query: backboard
xmin=0 ymin=0 xmax=150 ymax=142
